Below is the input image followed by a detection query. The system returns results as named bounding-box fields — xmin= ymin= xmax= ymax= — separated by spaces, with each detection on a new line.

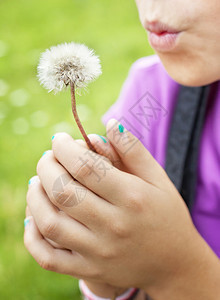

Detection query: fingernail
xmin=28 ymin=176 xmax=38 ymax=186
xmin=118 ymin=123 xmax=124 ymax=133
xmin=97 ymin=135 xmax=107 ymax=143
xmin=42 ymin=151 xmax=48 ymax=156
xmin=24 ymin=217 xmax=31 ymax=227
xmin=52 ymin=132 xmax=66 ymax=141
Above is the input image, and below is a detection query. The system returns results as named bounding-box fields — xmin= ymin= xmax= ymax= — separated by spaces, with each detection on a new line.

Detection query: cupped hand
xmin=24 ymin=119 xmax=220 ymax=299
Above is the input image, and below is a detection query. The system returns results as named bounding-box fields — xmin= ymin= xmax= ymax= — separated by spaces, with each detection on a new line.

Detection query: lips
xmin=145 ymin=21 xmax=181 ymax=52
xmin=146 ymin=21 xmax=179 ymax=35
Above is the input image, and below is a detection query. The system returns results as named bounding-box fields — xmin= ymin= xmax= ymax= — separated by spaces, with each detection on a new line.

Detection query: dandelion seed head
xmin=37 ymin=42 xmax=102 ymax=93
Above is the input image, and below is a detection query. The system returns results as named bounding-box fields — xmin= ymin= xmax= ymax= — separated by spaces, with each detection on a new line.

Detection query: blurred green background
xmin=0 ymin=0 xmax=153 ymax=298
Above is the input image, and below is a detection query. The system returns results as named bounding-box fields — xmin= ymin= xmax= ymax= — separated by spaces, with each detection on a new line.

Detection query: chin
xmin=157 ymin=52 xmax=218 ymax=87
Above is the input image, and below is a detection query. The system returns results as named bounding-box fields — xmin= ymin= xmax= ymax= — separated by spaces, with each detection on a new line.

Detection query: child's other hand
xmin=24 ymin=119 xmax=220 ymax=300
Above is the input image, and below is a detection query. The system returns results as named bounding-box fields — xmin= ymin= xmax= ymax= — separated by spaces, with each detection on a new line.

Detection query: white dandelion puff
xmin=37 ymin=42 xmax=102 ymax=152
xmin=37 ymin=42 xmax=102 ymax=93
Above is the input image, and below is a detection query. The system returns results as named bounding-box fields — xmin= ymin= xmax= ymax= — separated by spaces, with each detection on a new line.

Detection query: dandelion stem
xmin=70 ymin=82 xmax=96 ymax=152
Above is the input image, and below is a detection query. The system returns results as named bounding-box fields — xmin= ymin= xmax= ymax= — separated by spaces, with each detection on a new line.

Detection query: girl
xmin=24 ymin=0 xmax=220 ymax=299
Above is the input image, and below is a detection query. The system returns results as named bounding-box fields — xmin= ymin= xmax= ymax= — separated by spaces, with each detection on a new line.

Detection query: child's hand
xmin=24 ymin=119 xmax=220 ymax=300
xmin=26 ymin=132 xmax=130 ymax=298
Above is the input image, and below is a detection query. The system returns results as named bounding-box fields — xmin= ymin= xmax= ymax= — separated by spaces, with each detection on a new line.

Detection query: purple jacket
xmin=102 ymin=55 xmax=220 ymax=258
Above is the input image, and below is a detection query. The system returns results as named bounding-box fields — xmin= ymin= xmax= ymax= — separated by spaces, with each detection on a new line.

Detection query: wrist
xmin=82 ymin=280 xmax=126 ymax=298
xmin=79 ymin=280 xmax=138 ymax=299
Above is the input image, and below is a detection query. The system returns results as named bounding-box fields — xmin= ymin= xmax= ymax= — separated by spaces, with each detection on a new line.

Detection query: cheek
xmin=173 ymin=3 xmax=220 ymax=84
xmin=158 ymin=48 xmax=220 ymax=86
xmin=135 ymin=0 xmax=146 ymax=25
xmin=135 ymin=0 xmax=220 ymax=85
xmin=160 ymin=2 xmax=220 ymax=85
xmin=135 ymin=0 xmax=199 ymax=28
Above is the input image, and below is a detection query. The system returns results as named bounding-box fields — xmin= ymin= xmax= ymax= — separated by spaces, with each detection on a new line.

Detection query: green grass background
xmin=0 ymin=0 xmax=153 ymax=298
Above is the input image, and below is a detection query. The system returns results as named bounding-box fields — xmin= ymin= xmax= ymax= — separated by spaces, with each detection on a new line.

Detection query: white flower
xmin=37 ymin=42 xmax=102 ymax=93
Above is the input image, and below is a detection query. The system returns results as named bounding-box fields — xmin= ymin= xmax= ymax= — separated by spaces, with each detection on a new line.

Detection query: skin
xmin=25 ymin=120 xmax=220 ymax=299
xmin=24 ymin=1 xmax=220 ymax=298
xmin=136 ymin=0 xmax=220 ymax=86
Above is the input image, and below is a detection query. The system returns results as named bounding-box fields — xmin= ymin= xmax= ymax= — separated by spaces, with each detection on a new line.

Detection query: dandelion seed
xmin=37 ymin=42 xmax=102 ymax=151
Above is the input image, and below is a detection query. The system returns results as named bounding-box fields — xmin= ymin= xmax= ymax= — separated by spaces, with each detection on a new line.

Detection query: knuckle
xmin=52 ymin=173 xmax=81 ymax=208
xmin=127 ymin=189 xmax=144 ymax=212
xmin=110 ymin=220 xmax=128 ymax=238
xmin=73 ymin=157 xmax=95 ymax=179
xmin=53 ymin=187 xmax=74 ymax=206
xmin=38 ymin=254 xmax=55 ymax=271
xmin=98 ymin=246 xmax=117 ymax=259
xmin=40 ymin=217 xmax=57 ymax=239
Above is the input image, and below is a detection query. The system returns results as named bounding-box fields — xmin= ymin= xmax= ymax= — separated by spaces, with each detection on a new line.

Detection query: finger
xmin=26 ymin=197 xmax=63 ymax=249
xmin=52 ymin=133 xmax=139 ymax=205
xmin=106 ymin=119 xmax=167 ymax=187
xmin=75 ymin=139 xmax=88 ymax=148
xmin=24 ymin=216 xmax=89 ymax=278
xmin=36 ymin=152 xmax=115 ymax=229
xmin=76 ymin=136 xmax=123 ymax=170
xmin=26 ymin=202 xmax=65 ymax=249
xmin=26 ymin=205 xmax=32 ymax=217
xmin=87 ymin=134 xmax=124 ymax=170
xmin=27 ymin=178 xmax=95 ymax=254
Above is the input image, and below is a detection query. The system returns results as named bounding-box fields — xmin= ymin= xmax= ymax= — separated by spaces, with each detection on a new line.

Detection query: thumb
xmin=106 ymin=119 xmax=167 ymax=186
